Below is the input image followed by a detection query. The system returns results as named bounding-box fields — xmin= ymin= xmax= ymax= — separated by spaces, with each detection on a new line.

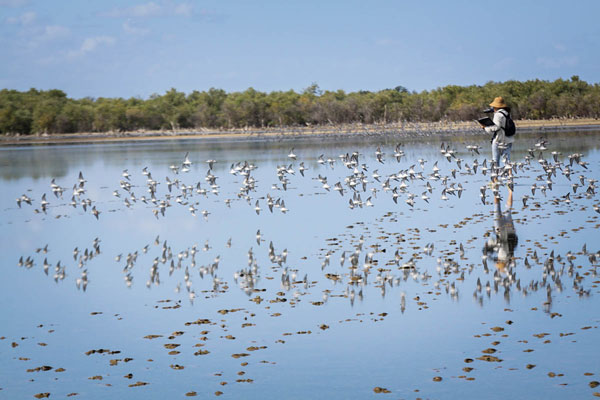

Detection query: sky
xmin=1 ymin=0 xmax=599 ymax=99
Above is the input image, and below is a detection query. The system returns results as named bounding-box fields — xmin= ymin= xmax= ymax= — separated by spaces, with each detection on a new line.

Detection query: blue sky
xmin=1 ymin=0 xmax=599 ymax=99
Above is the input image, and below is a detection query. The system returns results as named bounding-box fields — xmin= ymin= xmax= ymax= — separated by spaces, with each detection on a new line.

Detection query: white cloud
xmin=123 ymin=19 xmax=150 ymax=35
xmin=173 ymin=3 xmax=193 ymax=16
xmin=102 ymin=1 xmax=159 ymax=17
xmin=6 ymin=10 xmax=35 ymax=25
xmin=129 ymin=2 xmax=161 ymax=17
xmin=102 ymin=1 xmax=193 ymax=18
xmin=553 ymin=43 xmax=567 ymax=52
xmin=25 ymin=24 xmax=70 ymax=48
xmin=375 ymin=38 xmax=399 ymax=47
xmin=67 ymin=36 xmax=116 ymax=59
xmin=81 ymin=36 xmax=115 ymax=53
xmin=43 ymin=25 xmax=70 ymax=40
xmin=492 ymin=57 xmax=515 ymax=71
xmin=0 ymin=0 xmax=29 ymax=6
xmin=536 ymin=55 xmax=578 ymax=69
xmin=5 ymin=11 xmax=69 ymax=49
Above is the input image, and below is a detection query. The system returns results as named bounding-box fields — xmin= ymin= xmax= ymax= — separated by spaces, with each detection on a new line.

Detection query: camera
xmin=482 ymin=107 xmax=494 ymax=113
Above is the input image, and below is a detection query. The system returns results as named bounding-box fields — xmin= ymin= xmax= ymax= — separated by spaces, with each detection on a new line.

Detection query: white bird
xmin=183 ymin=152 xmax=192 ymax=167
xmin=254 ymin=200 xmax=261 ymax=215
xmin=288 ymin=148 xmax=297 ymax=160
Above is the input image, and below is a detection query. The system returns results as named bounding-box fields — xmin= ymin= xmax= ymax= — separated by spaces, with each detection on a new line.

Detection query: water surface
xmin=1 ymin=131 xmax=599 ymax=399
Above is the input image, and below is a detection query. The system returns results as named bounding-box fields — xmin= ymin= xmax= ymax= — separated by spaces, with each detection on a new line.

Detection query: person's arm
xmin=484 ymin=112 xmax=505 ymax=134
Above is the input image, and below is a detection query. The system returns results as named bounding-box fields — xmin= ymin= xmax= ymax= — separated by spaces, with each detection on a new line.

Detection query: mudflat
xmin=1 ymin=118 xmax=599 ymax=146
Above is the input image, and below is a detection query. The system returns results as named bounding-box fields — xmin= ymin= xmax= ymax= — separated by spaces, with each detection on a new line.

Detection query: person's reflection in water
xmin=483 ymin=187 xmax=518 ymax=302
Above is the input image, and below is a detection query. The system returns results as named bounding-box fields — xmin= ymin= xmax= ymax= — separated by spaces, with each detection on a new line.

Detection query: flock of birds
xmin=7 ymin=133 xmax=600 ymax=400
xmin=11 ymin=136 xmax=600 ymax=316
xmin=14 ymin=138 xmax=598 ymax=222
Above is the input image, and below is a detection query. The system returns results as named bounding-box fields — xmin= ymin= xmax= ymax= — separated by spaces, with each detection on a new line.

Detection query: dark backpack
xmin=500 ymin=109 xmax=516 ymax=137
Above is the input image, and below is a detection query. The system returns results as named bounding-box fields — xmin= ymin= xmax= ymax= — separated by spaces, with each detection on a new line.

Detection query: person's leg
xmin=492 ymin=141 xmax=500 ymax=183
xmin=504 ymin=143 xmax=513 ymax=178
xmin=504 ymin=143 xmax=512 ymax=163
xmin=492 ymin=141 xmax=500 ymax=165
xmin=503 ymin=143 xmax=514 ymax=208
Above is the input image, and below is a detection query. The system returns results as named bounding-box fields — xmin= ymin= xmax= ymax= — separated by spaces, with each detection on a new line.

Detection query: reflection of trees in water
xmin=0 ymin=146 xmax=69 ymax=181
xmin=1 ymin=130 xmax=599 ymax=180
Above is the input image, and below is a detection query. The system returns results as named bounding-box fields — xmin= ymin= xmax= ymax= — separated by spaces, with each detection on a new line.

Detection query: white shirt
xmin=485 ymin=109 xmax=515 ymax=144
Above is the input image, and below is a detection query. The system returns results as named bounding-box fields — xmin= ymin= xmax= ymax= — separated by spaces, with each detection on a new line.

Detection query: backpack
xmin=500 ymin=109 xmax=516 ymax=137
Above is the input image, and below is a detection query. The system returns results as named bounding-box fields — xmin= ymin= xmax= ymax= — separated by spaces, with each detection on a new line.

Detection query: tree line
xmin=1 ymin=76 xmax=599 ymax=135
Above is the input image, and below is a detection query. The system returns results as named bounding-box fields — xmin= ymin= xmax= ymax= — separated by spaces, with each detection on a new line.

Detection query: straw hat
xmin=489 ymin=96 xmax=508 ymax=108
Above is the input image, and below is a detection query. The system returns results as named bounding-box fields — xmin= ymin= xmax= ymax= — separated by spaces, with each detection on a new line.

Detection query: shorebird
xmin=299 ymin=162 xmax=307 ymax=176
xmin=254 ymin=200 xmax=261 ymax=215
xmin=466 ymin=145 xmax=481 ymax=155
xmin=256 ymin=229 xmax=262 ymax=244
xmin=375 ymin=147 xmax=384 ymax=163
xmin=288 ymin=148 xmax=297 ymax=160
xmin=280 ymin=200 xmax=288 ymax=214
xmin=40 ymin=194 xmax=49 ymax=212
xmin=182 ymin=152 xmax=192 ymax=168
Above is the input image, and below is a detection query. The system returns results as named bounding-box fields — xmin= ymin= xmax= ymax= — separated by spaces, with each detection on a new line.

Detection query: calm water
xmin=1 ymin=131 xmax=599 ymax=399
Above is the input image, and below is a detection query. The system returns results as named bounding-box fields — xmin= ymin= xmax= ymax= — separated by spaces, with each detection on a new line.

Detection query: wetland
xmin=1 ymin=130 xmax=599 ymax=399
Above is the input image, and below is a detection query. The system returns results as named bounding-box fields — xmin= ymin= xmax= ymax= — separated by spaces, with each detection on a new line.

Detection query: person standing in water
xmin=481 ymin=96 xmax=515 ymax=170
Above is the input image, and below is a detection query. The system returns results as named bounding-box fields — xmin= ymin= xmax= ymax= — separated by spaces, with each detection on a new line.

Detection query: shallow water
xmin=1 ymin=130 xmax=600 ymax=399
